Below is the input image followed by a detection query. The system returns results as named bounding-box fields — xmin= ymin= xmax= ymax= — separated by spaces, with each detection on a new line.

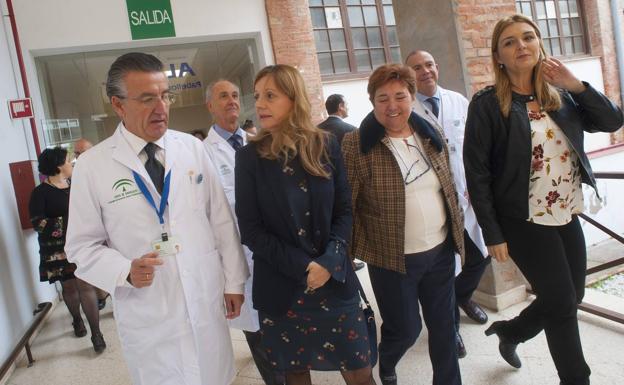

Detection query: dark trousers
xmin=368 ymin=238 xmax=461 ymax=385
xmin=498 ymin=215 xmax=590 ymax=385
xmin=455 ymin=229 xmax=491 ymax=329
xmin=244 ymin=330 xmax=285 ymax=385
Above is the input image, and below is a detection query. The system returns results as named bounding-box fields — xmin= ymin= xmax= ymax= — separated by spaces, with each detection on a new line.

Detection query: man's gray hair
xmin=205 ymin=79 xmax=240 ymax=103
xmin=106 ymin=52 xmax=164 ymax=100
xmin=404 ymin=49 xmax=433 ymax=64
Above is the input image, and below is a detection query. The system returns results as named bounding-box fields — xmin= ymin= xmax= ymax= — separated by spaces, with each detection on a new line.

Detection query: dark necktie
xmin=227 ymin=134 xmax=243 ymax=151
xmin=144 ymin=142 xmax=164 ymax=194
xmin=427 ymin=97 xmax=440 ymax=118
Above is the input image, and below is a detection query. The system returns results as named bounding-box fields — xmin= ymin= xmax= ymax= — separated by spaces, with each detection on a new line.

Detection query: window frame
xmin=310 ymin=0 xmax=400 ymax=81
xmin=516 ymin=0 xmax=590 ymax=58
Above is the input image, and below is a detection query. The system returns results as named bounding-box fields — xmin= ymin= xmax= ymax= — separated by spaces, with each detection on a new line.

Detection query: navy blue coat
xmin=234 ymin=138 xmax=358 ymax=317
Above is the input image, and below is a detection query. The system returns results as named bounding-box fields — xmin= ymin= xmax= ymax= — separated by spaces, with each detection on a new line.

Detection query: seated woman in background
xmin=29 ymin=147 xmax=105 ymax=353
xmin=235 ymin=64 xmax=375 ymax=385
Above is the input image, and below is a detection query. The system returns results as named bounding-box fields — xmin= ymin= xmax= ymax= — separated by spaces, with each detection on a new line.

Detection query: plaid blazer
xmin=342 ymin=111 xmax=464 ymax=273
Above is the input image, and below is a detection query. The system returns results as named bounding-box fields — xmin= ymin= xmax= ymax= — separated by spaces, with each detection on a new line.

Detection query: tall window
xmin=516 ymin=0 xmax=587 ymax=57
xmin=310 ymin=0 xmax=401 ymax=78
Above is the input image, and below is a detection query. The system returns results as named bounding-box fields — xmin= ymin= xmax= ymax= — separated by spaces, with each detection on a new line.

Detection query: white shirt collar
xmin=416 ymin=86 xmax=441 ymax=104
xmin=120 ymin=124 xmax=166 ymax=156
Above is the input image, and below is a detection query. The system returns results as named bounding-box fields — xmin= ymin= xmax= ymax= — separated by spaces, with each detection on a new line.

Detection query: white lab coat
xmin=414 ymin=87 xmax=488 ymax=260
xmin=66 ymin=124 xmax=249 ymax=385
xmin=203 ymin=127 xmax=259 ymax=332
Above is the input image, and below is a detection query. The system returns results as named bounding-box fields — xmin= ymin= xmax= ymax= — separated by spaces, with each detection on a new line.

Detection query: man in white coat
xmin=66 ymin=53 xmax=249 ymax=385
xmin=203 ymin=79 xmax=284 ymax=385
xmin=406 ymin=50 xmax=491 ymax=359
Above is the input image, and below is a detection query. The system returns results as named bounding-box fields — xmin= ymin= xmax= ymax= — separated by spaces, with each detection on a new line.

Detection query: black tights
xmin=286 ymin=367 xmax=375 ymax=385
xmin=61 ymin=278 xmax=100 ymax=335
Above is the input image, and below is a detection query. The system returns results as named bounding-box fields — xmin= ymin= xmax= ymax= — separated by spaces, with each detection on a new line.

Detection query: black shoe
xmin=456 ymin=331 xmax=467 ymax=359
xmin=354 ymin=261 xmax=366 ymax=271
xmin=485 ymin=321 xmax=521 ymax=368
xmin=380 ymin=372 xmax=397 ymax=385
xmin=72 ymin=319 xmax=87 ymax=338
xmin=91 ymin=332 xmax=106 ymax=353
xmin=459 ymin=299 xmax=488 ymax=324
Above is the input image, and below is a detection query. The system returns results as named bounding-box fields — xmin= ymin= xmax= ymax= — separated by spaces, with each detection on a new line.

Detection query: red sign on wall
xmin=8 ymin=98 xmax=33 ymax=119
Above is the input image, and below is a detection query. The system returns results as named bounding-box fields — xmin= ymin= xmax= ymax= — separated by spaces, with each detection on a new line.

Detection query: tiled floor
xmin=5 ymin=267 xmax=624 ymax=385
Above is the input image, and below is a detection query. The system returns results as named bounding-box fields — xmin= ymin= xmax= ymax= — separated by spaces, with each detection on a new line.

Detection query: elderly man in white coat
xmin=203 ymin=79 xmax=284 ymax=385
xmin=406 ymin=50 xmax=491 ymax=359
xmin=66 ymin=53 xmax=249 ymax=385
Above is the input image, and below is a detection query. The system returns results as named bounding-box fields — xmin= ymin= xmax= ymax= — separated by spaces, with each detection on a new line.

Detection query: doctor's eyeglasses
xmin=117 ymin=92 xmax=177 ymax=108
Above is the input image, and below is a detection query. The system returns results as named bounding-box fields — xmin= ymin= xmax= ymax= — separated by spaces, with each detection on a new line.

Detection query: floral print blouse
xmin=528 ymin=110 xmax=584 ymax=225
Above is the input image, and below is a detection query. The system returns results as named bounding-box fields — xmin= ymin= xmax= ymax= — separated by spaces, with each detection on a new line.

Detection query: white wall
xmin=0 ymin=11 xmax=57 ymax=368
xmin=322 ymin=79 xmax=371 ymax=127
xmin=565 ymin=56 xmax=613 ymax=152
xmin=12 ymin=0 xmax=274 ymax=147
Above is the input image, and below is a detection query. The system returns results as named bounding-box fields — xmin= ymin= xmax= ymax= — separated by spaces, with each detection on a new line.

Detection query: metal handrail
xmin=577 ymin=171 xmax=623 ymax=323
xmin=0 ymin=302 xmax=52 ymax=380
xmin=593 ymin=171 xmax=624 ymax=179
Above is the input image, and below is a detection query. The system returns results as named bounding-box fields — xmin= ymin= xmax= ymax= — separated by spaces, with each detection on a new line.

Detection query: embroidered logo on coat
xmin=108 ymin=178 xmax=141 ymax=203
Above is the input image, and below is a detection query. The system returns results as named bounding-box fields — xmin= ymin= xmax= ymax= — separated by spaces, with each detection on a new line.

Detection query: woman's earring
xmin=498 ymin=63 xmax=504 ymax=69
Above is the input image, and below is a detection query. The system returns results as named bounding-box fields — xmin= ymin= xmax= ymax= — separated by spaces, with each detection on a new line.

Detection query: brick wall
xmin=585 ymin=0 xmax=621 ymax=104
xmin=583 ymin=0 xmax=624 ymax=143
xmin=455 ymin=0 xmax=517 ymax=95
xmin=264 ymin=0 xmax=325 ymax=123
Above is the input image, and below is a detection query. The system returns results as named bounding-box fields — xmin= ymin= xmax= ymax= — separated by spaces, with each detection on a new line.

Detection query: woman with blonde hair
xmin=464 ymin=14 xmax=623 ymax=385
xmin=235 ymin=64 xmax=375 ymax=385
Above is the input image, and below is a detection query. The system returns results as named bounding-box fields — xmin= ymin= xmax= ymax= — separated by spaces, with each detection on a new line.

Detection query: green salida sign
xmin=126 ymin=0 xmax=176 ymax=40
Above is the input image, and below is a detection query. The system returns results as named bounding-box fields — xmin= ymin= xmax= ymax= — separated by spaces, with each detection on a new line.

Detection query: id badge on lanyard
xmin=132 ymin=170 xmax=181 ymax=256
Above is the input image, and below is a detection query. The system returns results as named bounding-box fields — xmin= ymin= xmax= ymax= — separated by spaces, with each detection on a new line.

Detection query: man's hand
xmin=487 ymin=242 xmax=511 ymax=263
xmin=224 ymin=294 xmax=244 ymax=319
xmin=127 ymin=252 xmax=163 ymax=288
xmin=306 ymin=261 xmax=331 ymax=290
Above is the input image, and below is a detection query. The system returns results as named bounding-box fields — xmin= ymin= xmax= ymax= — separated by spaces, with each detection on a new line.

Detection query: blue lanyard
xmin=132 ymin=170 xmax=171 ymax=229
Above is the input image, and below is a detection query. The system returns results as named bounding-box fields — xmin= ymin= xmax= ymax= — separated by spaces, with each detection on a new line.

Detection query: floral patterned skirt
xmin=39 ymin=251 xmax=77 ymax=283
xmin=259 ymin=286 xmax=371 ymax=372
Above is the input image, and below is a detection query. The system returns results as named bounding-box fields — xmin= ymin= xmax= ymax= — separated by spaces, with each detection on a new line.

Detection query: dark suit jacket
xmin=235 ymin=138 xmax=358 ymax=316
xmin=318 ymin=116 xmax=356 ymax=144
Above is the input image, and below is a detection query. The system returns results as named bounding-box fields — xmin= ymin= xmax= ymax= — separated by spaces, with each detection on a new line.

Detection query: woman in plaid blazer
xmin=342 ymin=64 xmax=465 ymax=385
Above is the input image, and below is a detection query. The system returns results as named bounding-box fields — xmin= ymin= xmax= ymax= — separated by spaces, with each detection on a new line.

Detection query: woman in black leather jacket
xmin=464 ymin=14 xmax=623 ymax=385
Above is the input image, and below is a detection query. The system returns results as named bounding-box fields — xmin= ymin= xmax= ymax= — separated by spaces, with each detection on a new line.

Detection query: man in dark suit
xmin=318 ymin=94 xmax=356 ymax=144
xmin=318 ymin=94 xmax=365 ymax=272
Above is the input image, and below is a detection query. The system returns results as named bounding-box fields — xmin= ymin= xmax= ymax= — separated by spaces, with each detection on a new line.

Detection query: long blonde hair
xmin=491 ymin=14 xmax=561 ymax=117
xmin=251 ymin=65 xmax=330 ymax=178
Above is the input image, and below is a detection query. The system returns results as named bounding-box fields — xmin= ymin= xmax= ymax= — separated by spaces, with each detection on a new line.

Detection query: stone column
xmin=264 ymin=0 xmax=325 ymax=122
xmin=473 ymin=260 xmax=528 ymax=311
